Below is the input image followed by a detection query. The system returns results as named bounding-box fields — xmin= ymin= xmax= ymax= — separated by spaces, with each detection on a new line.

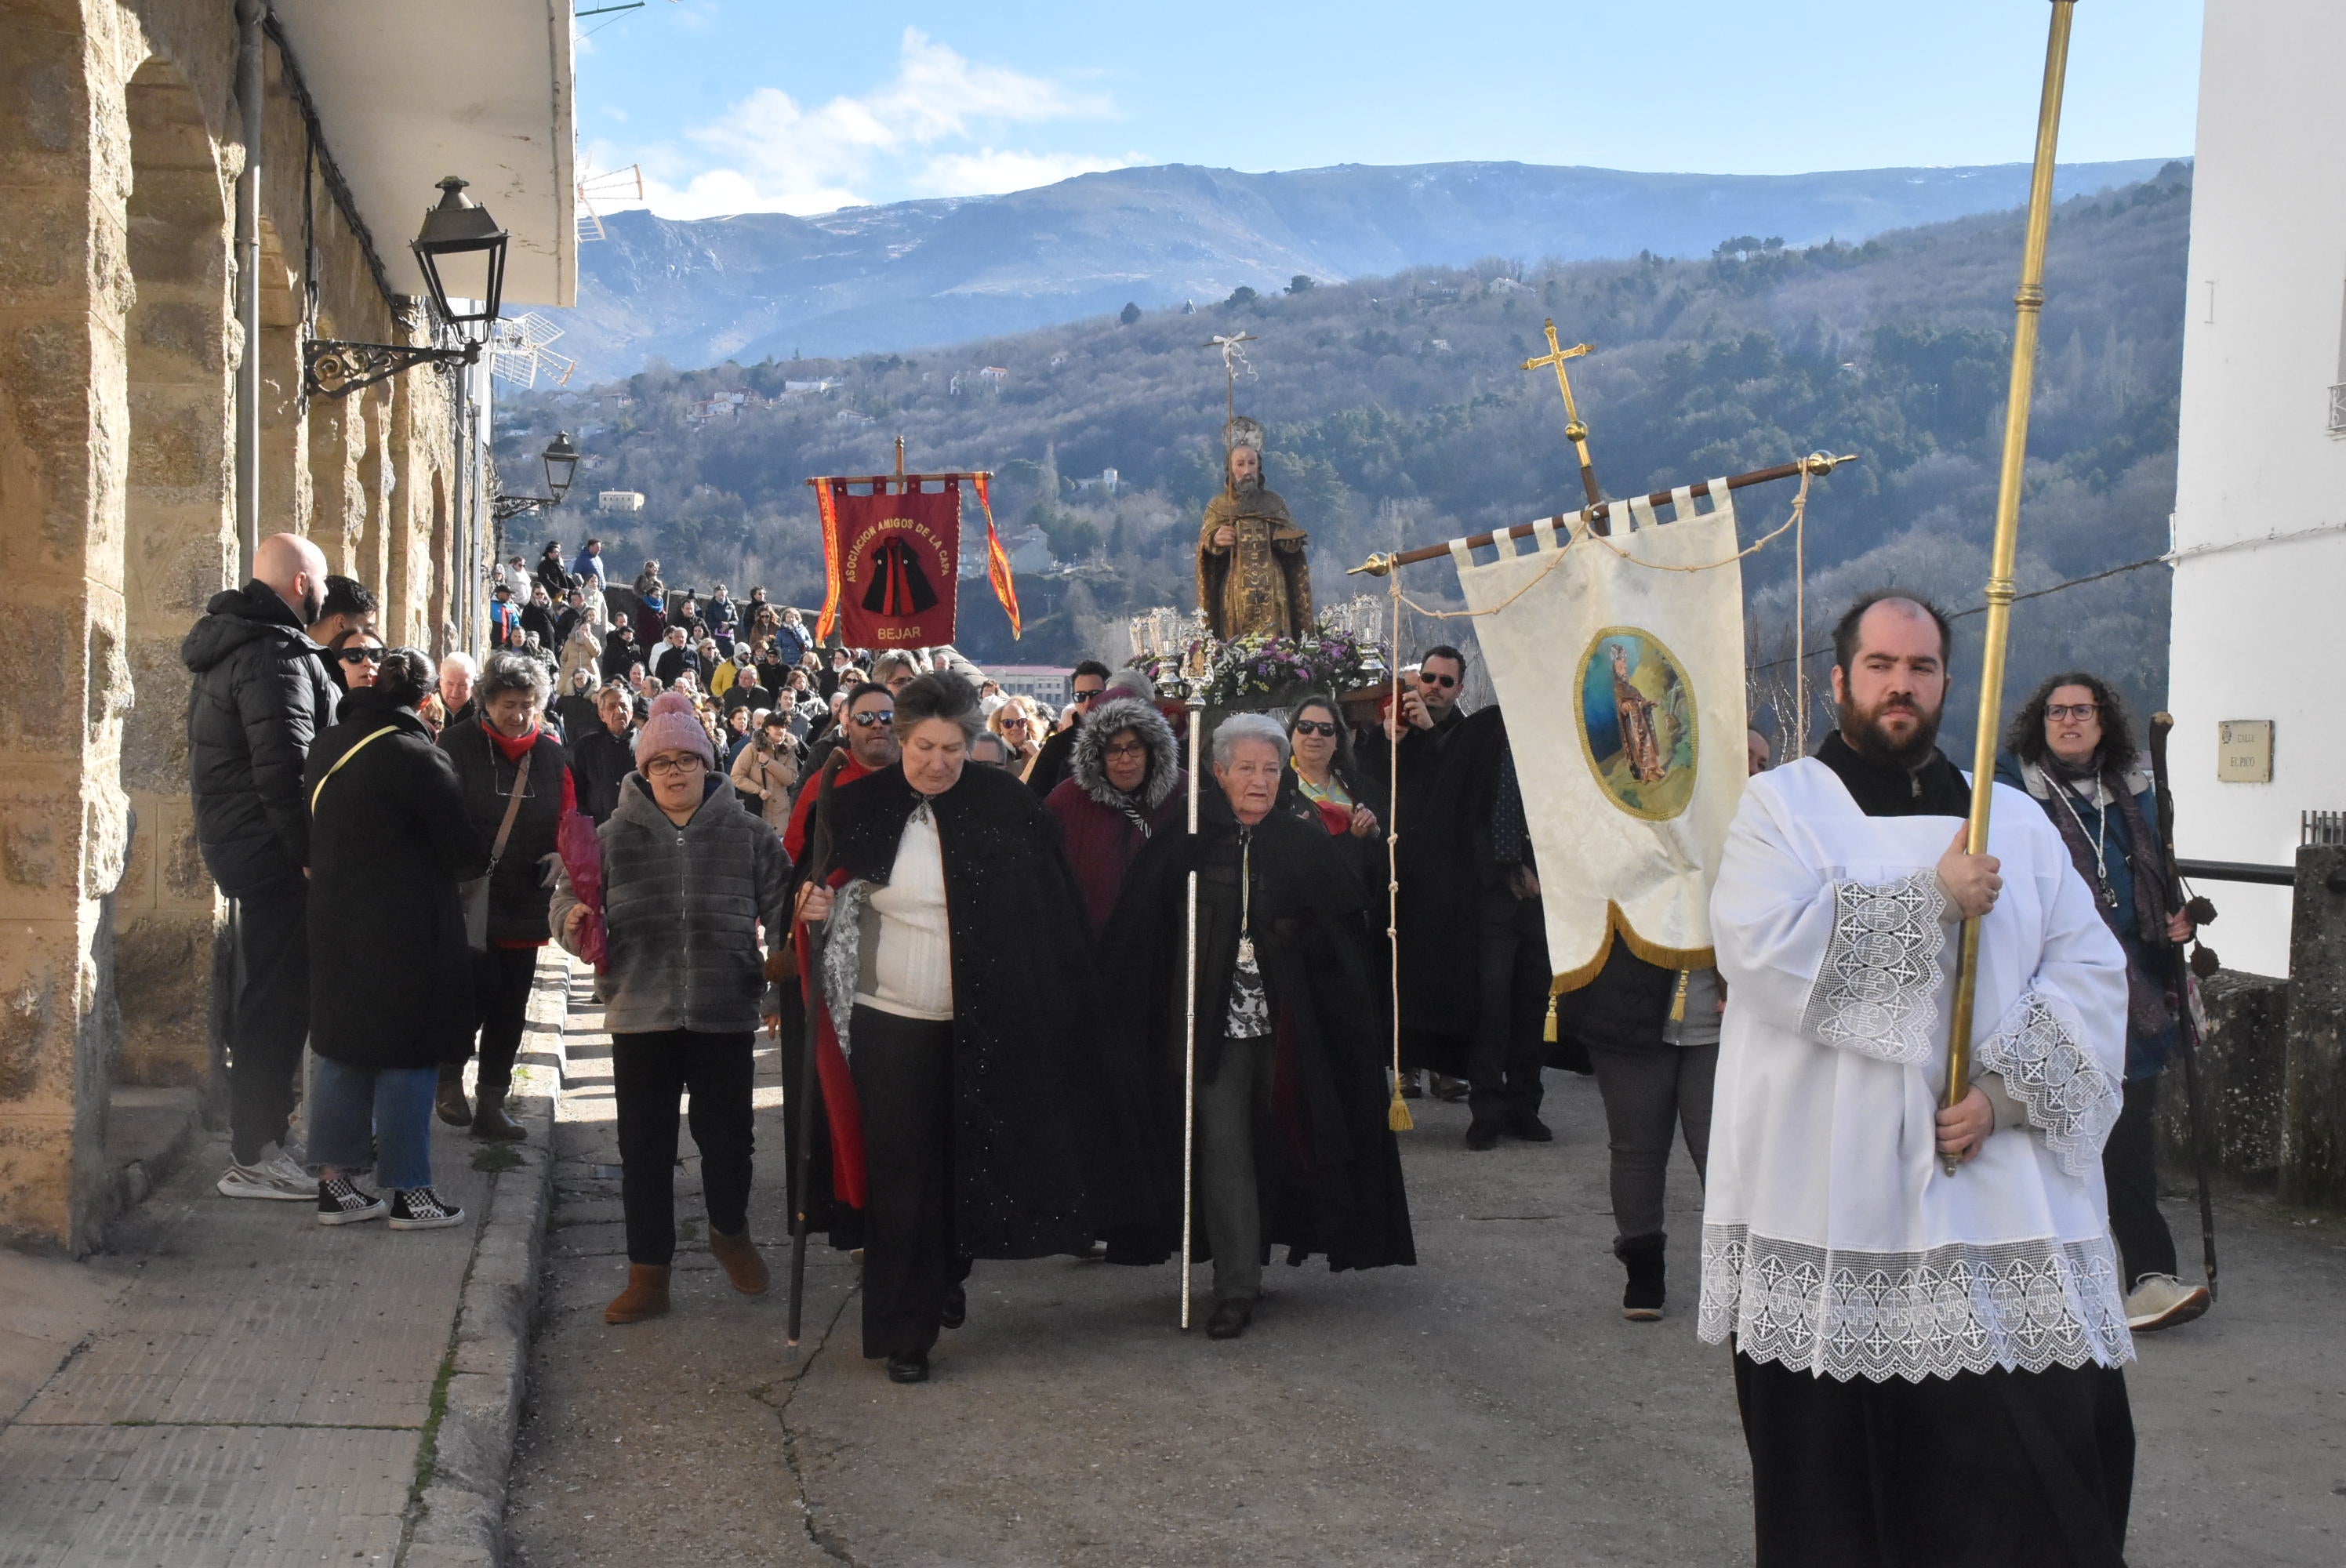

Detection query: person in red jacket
xmin=1044 ymin=695 xmax=1186 ymax=932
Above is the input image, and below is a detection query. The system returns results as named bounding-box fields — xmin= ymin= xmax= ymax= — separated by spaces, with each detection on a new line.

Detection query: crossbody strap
xmin=309 ymin=727 xmax=398 ymax=815
xmin=485 ymin=739 xmax=535 ymax=869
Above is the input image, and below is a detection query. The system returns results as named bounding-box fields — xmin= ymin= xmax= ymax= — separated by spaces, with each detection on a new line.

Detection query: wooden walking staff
xmin=1941 ymin=0 xmax=2079 ymax=1176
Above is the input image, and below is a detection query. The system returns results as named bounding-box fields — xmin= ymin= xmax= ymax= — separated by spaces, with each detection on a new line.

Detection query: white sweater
xmin=856 ymin=807 xmax=953 ymax=1020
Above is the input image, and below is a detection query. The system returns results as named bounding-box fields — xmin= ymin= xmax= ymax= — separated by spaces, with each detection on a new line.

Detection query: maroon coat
xmin=1043 ymin=695 xmax=1185 ymax=932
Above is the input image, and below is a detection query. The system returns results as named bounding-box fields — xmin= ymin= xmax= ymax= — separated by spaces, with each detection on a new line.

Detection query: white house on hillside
xmin=2168 ymin=0 xmax=2346 ymax=976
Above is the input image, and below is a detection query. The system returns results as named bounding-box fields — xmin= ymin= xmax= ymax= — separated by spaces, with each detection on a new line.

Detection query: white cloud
xmin=919 ymin=147 xmax=1145 ymax=197
xmin=618 ymin=29 xmax=1127 ymax=220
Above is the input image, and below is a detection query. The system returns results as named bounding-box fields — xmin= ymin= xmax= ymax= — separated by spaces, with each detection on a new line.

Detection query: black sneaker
xmin=388 ymin=1188 xmax=466 ymax=1230
xmin=317 ymin=1176 xmax=387 ymax=1226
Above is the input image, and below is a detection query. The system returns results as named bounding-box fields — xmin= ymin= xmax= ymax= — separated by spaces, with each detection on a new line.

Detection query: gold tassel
xmin=1543 ymin=993 xmax=1559 ymax=1044
xmin=1387 ymin=1082 xmax=1414 ymax=1132
xmin=1669 ymin=970 xmax=1690 ymax=1023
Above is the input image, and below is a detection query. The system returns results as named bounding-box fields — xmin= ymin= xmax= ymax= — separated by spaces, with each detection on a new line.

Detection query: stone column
xmin=2281 ymin=844 xmax=2346 ymax=1207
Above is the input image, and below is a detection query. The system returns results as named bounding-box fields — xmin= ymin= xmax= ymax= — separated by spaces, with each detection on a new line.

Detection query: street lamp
xmin=492 ymin=431 xmax=583 ymax=523
xmin=304 ymin=176 xmax=511 ymax=398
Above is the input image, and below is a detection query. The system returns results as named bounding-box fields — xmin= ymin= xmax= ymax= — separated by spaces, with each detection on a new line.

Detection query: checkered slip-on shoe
xmin=317 ymin=1176 xmax=387 ymax=1226
xmin=388 ymin=1188 xmax=466 ymax=1231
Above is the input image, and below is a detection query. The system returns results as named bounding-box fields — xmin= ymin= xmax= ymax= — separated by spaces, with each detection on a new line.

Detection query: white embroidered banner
xmin=1451 ymin=485 xmax=1747 ymax=986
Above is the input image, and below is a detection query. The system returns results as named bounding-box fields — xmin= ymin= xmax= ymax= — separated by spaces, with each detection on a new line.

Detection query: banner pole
xmin=1941 ymin=0 xmax=2078 ymax=1176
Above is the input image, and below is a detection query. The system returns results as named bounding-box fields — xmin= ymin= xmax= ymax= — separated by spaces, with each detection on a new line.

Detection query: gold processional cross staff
xmin=1522 ymin=320 xmax=1603 ymax=510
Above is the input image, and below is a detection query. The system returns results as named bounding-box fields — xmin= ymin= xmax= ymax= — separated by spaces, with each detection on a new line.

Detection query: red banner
xmin=815 ymin=478 xmax=962 ymax=648
xmin=974 ymin=473 xmax=1022 ymax=639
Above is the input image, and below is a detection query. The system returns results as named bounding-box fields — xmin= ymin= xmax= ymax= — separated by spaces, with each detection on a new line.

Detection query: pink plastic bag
xmin=556 ymin=810 xmax=607 ymax=968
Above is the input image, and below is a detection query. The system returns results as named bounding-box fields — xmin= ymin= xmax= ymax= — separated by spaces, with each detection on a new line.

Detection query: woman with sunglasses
xmin=303 ymin=648 xmax=489 ymax=1232
xmin=327 ymin=626 xmax=386 ymax=692
xmin=986 ymin=695 xmax=1044 ymax=781
xmin=1995 ymin=671 xmax=2206 ymax=1334
xmin=1279 ymin=695 xmax=1383 ymax=840
xmin=554 ymin=691 xmax=794 ymax=1325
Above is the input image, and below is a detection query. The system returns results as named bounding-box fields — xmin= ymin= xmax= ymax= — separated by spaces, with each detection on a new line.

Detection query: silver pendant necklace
xmin=1234 ymin=830 xmax=1255 ymax=967
xmin=2049 ymin=769 xmax=2117 ymax=909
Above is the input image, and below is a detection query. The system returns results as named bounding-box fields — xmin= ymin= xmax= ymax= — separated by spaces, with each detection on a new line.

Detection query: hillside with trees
xmin=503 ymin=162 xmax=2190 ymax=742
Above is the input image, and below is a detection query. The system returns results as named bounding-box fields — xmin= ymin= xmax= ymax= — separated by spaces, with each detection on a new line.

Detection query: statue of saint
xmin=1197 ymin=421 xmax=1313 ymax=640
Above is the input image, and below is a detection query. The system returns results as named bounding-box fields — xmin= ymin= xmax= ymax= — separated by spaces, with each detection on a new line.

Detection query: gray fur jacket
xmin=551 ymin=771 xmax=794 ymax=1035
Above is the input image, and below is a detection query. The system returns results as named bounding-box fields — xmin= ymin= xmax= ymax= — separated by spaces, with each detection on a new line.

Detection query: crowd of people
xmin=182 ymin=534 xmax=2192 ymax=1561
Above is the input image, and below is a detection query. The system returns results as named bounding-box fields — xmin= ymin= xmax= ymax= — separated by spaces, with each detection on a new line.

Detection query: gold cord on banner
xmin=1385 ymin=568 xmax=1412 ymax=1134
xmin=1392 ymin=459 xmax=1817 ymax=624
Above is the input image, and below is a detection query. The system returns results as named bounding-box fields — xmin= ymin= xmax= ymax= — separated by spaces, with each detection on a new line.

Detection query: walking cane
xmin=2147 ymin=713 xmax=2221 ymax=1301
xmin=787 ymin=752 xmax=848 ymax=1348
xmin=1178 ymin=672 xmax=1207 ymax=1330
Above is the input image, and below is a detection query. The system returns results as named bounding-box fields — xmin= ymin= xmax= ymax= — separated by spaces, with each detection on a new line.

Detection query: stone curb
xmin=401 ymin=960 xmax=567 ymax=1568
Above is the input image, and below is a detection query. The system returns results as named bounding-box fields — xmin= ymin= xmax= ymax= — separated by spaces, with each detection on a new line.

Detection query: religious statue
xmin=1197 ymin=419 xmax=1312 ymax=640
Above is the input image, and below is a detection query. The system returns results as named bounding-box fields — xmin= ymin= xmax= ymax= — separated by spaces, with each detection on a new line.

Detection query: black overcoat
xmin=303 ymin=689 xmax=490 ymax=1071
xmin=822 ymin=762 xmax=1159 ymax=1260
xmin=438 ymin=716 xmax=570 ymax=942
xmin=1106 ymin=792 xmax=1416 ymax=1276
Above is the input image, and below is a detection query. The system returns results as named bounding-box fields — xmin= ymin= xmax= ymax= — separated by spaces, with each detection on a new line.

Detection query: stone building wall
xmin=0 ymin=0 xmax=478 ymax=1251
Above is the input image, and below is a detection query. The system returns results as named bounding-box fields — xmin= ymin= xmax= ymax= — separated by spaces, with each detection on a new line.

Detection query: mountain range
xmin=548 ymin=157 xmax=2177 ymax=380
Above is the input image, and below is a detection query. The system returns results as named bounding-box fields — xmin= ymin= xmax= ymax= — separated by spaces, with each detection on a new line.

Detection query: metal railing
xmin=2306 ymin=810 xmax=2346 ymax=846
xmin=2330 ymin=383 xmax=2346 ymax=435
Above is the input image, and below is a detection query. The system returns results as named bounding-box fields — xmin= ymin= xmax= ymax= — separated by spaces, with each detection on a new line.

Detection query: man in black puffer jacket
xmin=182 ymin=532 xmax=339 ymax=1201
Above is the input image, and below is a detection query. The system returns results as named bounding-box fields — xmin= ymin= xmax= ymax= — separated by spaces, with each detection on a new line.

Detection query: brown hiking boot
xmin=709 ymin=1229 xmax=770 ymax=1295
xmin=605 ymin=1264 xmax=672 ymax=1324
xmin=434 ymin=1065 xmax=472 ymax=1127
xmin=471 ymin=1087 xmax=525 ymax=1142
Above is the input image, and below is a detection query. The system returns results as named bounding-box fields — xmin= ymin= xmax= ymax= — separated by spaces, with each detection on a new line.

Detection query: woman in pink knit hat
xmin=552 ymin=691 xmax=795 ymax=1326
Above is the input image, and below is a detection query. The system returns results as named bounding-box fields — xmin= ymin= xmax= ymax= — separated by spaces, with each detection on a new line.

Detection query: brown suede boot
xmin=604 ymin=1264 xmax=672 ymax=1324
xmin=709 ymin=1229 xmax=770 ymax=1296
xmin=470 ymin=1087 xmax=525 ymax=1142
xmin=434 ymin=1065 xmax=472 ymax=1127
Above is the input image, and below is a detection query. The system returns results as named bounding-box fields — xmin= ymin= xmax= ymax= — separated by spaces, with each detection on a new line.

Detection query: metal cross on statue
xmin=1521 ymin=319 xmax=1603 ymax=509
xmin=1204 ymin=331 xmax=1258 ymax=498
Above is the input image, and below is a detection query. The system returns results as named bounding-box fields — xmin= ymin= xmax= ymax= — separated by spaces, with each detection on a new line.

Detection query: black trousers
xmin=452 ymin=945 xmax=539 ymax=1094
xmin=1734 ymin=1352 xmax=2134 ymax=1567
xmin=612 ymin=1029 xmax=756 ymax=1266
xmin=850 ymin=1006 xmax=969 ymax=1359
xmin=2103 ymin=1075 xmax=2177 ymax=1287
xmin=227 ymin=880 xmax=310 ymax=1165
xmin=1466 ymin=886 xmax=1547 ymax=1124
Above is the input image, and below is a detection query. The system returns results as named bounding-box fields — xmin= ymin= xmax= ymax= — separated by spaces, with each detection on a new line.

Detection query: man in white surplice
xmin=1701 ymin=593 xmax=2136 ymax=1568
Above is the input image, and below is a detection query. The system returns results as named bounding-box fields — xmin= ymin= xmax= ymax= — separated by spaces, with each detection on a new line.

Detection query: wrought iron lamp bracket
xmin=303 ymin=337 xmax=481 ymax=399
xmin=490 ymin=492 xmax=561 ymax=524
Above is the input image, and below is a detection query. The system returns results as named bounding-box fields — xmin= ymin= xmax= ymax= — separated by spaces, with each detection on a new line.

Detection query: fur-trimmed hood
xmin=1068 ymin=696 xmax=1180 ymax=811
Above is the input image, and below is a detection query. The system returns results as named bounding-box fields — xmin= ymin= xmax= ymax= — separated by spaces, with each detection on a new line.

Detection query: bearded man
xmin=1197 ymin=420 xmax=1312 ymax=640
xmin=1701 ymin=592 xmax=2136 ymax=1566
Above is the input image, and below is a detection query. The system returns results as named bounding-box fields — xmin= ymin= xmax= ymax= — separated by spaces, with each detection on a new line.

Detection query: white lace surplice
xmin=1698 ymin=760 xmax=2134 ymax=1383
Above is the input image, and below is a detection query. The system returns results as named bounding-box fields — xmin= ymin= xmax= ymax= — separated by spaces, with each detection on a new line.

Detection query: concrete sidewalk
xmin=0 ymin=955 xmax=570 ymax=1568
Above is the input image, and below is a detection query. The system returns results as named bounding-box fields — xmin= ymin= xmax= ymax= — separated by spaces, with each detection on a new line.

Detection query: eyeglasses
xmin=2046 ymin=703 xmax=2101 ymax=722
xmin=1418 ymin=671 xmax=1458 ymax=689
xmin=850 ymin=711 xmax=895 ymax=728
xmin=644 ymin=753 xmax=705 ymax=777
xmin=337 ymin=648 xmax=383 ymax=665
xmin=1104 ymin=742 xmax=1149 ymax=760
xmin=1291 ymin=719 xmax=1338 ymax=738
xmin=1000 ymin=717 xmax=1030 ymax=730
xmin=1073 ymin=686 xmax=1104 ymax=703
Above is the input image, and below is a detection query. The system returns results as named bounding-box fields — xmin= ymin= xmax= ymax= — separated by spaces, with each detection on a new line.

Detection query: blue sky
xmin=575 ymin=2 xmax=2204 ymax=220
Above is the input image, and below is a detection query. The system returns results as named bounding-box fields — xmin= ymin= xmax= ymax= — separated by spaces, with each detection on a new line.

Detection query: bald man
xmin=183 ymin=531 xmax=342 ymax=1202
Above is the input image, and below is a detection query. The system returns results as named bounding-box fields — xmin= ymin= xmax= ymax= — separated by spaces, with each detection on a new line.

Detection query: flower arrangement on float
xmin=1126 ymin=624 xmax=1390 ymax=714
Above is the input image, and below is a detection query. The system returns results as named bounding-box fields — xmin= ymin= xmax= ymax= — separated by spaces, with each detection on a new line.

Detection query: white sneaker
xmin=217 ymin=1147 xmax=315 ymax=1201
xmin=2124 ymin=1272 xmax=2211 ymax=1332
xmin=261 ymin=1145 xmax=314 ymax=1185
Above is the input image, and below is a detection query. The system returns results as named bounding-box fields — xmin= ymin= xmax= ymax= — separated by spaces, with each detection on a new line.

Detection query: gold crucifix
xmin=1521 ymin=319 xmax=1603 ymax=509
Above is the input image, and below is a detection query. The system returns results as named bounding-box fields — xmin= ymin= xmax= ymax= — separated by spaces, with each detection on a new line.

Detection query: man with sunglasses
xmin=1026 ymin=659 xmax=1113 ymax=798
xmin=1362 ymin=646 xmax=1473 ymax=1101
xmin=785 ymin=683 xmax=897 ymax=865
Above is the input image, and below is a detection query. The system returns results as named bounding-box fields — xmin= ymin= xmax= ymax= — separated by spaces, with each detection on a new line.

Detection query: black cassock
xmin=1106 ymin=792 xmax=1414 ymax=1276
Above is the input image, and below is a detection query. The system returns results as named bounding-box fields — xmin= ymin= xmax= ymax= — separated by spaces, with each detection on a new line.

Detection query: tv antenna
xmin=576 ymin=156 xmax=645 ymax=245
xmin=488 ymin=313 xmax=578 ymax=390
